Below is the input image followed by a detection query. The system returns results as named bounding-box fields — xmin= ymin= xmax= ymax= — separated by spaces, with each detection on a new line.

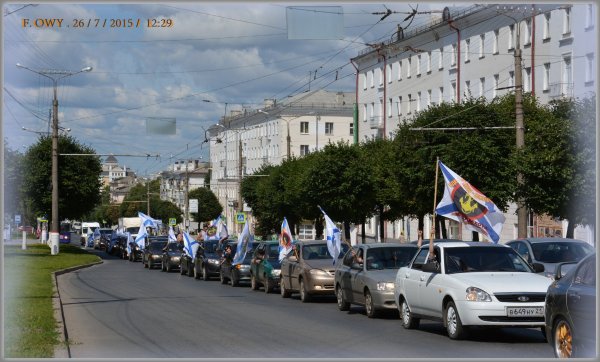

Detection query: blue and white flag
xmin=319 ymin=206 xmax=342 ymax=265
xmin=435 ymin=161 xmax=506 ymax=243
xmin=87 ymin=227 xmax=100 ymax=247
xmin=168 ymin=226 xmax=177 ymax=243
xmin=183 ymin=232 xmax=199 ymax=258
xmin=207 ymin=215 xmax=227 ymax=240
xmin=135 ymin=212 xmax=159 ymax=248
xmin=232 ymin=221 xmax=253 ymax=265
xmin=278 ymin=217 xmax=294 ymax=262
xmin=126 ymin=232 xmax=132 ymax=255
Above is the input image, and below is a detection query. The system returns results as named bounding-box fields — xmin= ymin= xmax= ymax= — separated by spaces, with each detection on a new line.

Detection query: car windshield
xmin=531 ymin=242 xmax=594 ymax=263
xmin=365 ymin=247 xmax=417 ymax=270
xmin=149 ymin=241 xmax=167 ymax=251
xmin=99 ymin=229 xmax=112 ymax=235
xmin=265 ymin=244 xmax=280 ymax=259
xmin=203 ymin=241 xmax=219 ymax=253
xmin=302 ymin=243 xmax=349 ymax=260
xmin=444 ymin=246 xmax=534 ymax=274
xmin=167 ymin=243 xmax=181 ymax=252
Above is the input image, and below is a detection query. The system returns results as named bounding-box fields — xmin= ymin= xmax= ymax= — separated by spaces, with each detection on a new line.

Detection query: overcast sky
xmin=3 ymin=1 xmax=461 ymax=176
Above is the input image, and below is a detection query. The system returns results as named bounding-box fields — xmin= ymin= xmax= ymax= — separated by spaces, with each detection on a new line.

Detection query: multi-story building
xmin=208 ymin=89 xmax=354 ymax=235
xmin=100 ymin=155 xmax=136 ymax=187
xmin=159 ymin=159 xmax=209 ymax=227
xmin=351 ymin=4 xmax=596 ymax=244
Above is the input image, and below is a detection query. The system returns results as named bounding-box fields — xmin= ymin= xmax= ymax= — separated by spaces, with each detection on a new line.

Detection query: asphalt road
xmin=57 ymin=249 xmax=555 ymax=359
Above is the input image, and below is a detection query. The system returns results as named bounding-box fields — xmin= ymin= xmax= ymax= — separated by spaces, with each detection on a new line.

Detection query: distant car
xmin=220 ymin=241 xmax=254 ymax=287
xmin=95 ymin=228 xmax=113 ymax=250
xmin=545 ymin=253 xmax=596 ymax=358
xmin=250 ymin=240 xmax=282 ymax=293
xmin=335 ymin=243 xmax=418 ymax=318
xmin=143 ymin=238 xmax=168 ymax=269
xmin=394 ymin=241 xmax=552 ymax=340
xmin=506 ymin=237 xmax=594 ymax=279
xmin=108 ymin=235 xmax=127 ymax=256
xmin=128 ymin=241 xmax=143 ymax=262
xmin=180 ymin=239 xmax=200 ymax=277
xmin=161 ymin=242 xmax=183 ymax=272
xmin=280 ymin=240 xmax=350 ymax=302
xmin=193 ymin=240 xmax=223 ymax=280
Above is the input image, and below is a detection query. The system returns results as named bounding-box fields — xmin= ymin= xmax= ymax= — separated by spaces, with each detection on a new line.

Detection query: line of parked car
xmin=102 ymin=235 xmax=595 ymax=358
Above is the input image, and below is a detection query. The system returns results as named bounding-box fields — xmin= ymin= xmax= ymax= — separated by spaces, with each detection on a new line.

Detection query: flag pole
xmin=430 ymin=157 xmax=440 ymax=256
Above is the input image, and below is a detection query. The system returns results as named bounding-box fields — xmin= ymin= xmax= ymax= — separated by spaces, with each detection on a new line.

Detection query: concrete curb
xmin=52 ymin=260 xmax=104 ymax=358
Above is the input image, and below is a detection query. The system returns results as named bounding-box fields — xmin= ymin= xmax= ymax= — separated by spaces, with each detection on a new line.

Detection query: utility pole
xmin=237 ymin=136 xmax=243 ymax=234
xmin=147 ymin=180 xmax=150 ymax=215
xmin=185 ymin=160 xmax=189 ymax=232
xmin=514 ymin=20 xmax=528 ymax=238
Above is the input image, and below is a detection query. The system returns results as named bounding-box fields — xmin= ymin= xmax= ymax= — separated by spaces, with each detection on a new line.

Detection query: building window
xmin=493 ymin=74 xmax=499 ymax=98
xmin=543 ymin=63 xmax=550 ymax=91
xmin=464 ymin=80 xmax=471 ymax=98
xmin=416 ymin=91 xmax=421 ymax=111
xmin=427 ymin=89 xmax=432 ymax=107
xmin=464 ymin=38 xmax=470 ymax=63
xmin=586 ymin=4 xmax=594 ymax=30
xmin=397 ymin=96 xmax=402 ymax=115
xmin=426 ymin=51 xmax=431 ymax=72
xmin=524 ymin=67 xmax=531 ymax=92
xmin=363 ymin=104 xmax=367 ymax=121
xmin=377 ymin=67 xmax=383 ymax=86
xmin=479 ymin=34 xmax=485 ymax=58
xmin=397 ymin=61 xmax=402 ymax=81
xmin=300 ymin=145 xmax=310 ymax=156
xmin=370 ymin=102 xmax=375 ymax=119
xmin=524 ymin=19 xmax=531 ymax=46
xmin=369 ymin=69 xmax=374 ymax=88
xmin=300 ymin=121 xmax=309 ymax=134
xmin=479 ymin=77 xmax=485 ymax=97
xmin=562 ymin=54 xmax=572 ymax=95
xmin=388 ymin=98 xmax=393 ymax=118
xmin=407 ymin=57 xmax=412 ymax=78
xmin=362 ymin=73 xmax=367 ymax=90
xmin=509 ymin=71 xmax=515 ymax=88
xmin=349 ymin=122 xmax=354 ymax=136
xmin=416 ymin=54 xmax=421 ymax=75
xmin=451 ymin=82 xmax=457 ymax=102
xmin=407 ymin=94 xmax=412 ymax=114
xmin=543 ymin=13 xmax=551 ymax=40
xmin=563 ymin=6 xmax=571 ymax=36
xmin=451 ymin=44 xmax=457 ymax=66
xmin=493 ymin=29 xmax=499 ymax=54
xmin=585 ymin=53 xmax=594 ymax=84
xmin=438 ymin=47 xmax=444 ymax=69
xmin=378 ymin=99 xmax=383 ymax=119
xmin=325 ymin=122 xmax=333 ymax=135
xmin=439 ymin=87 xmax=444 ymax=103
xmin=508 ymin=24 xmax=514 ymax=50
xmin=386 ymin=64 xmax=392 ymax=83
xmin=298 ymin=223 xmax=313 ymax=239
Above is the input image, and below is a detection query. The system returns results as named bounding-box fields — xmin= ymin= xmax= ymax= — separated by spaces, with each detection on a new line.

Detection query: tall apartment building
xmin=208 ymin=89 xmax=354 ymax=235
xmin=351 ymin=4 xmax=596 ymax=244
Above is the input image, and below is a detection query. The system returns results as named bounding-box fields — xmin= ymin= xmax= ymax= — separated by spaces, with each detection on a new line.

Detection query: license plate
xmin=506 ymin=306 xmax=544 ymax=317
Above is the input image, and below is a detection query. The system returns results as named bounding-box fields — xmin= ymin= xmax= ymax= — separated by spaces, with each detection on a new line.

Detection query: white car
xmin=394 ymin=241 xmax=552 ymax=340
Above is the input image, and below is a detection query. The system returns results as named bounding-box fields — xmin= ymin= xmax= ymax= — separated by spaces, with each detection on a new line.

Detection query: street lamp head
xmin=16 ymin=63 xmax=23 ymax=68
xmin=82 ymin=66 xmax=93 ymax=72
xmin=258 ymin=109 xmax=269 ymax=115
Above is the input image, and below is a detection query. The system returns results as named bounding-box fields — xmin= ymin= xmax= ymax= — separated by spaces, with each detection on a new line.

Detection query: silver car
xmin=506 ymin=237 xmax=594 ymax=279
xmin=335 ymin=243 xmax=418 ymax=318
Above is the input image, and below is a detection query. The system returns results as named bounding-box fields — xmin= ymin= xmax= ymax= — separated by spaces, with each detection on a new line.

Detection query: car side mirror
xmin=351 ymin=262 xmax=363 ymax=270
xmin=421 ymin=262 xmax=440 ymax=273
xmin=532 ymin=262 xmax=545 ymax=273
xmin=554 ymin=262 xmax=575 ymax=280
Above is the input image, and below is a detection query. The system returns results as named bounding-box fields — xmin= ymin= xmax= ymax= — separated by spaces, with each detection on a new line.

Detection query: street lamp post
xmin=16 ymin=63 xmax=92 ymax=254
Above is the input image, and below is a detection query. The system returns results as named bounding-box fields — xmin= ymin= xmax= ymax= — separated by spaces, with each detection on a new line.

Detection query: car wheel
xmin=220 ymin=271 xmax=227 ymax=284
xmin=251 ymin=275 xmax=258 ymax=290
xmin=187 ymin=263 xmax=194 ymax=277
xmin=161 ymin=260 xmax=166 ymax=272
xmin=336 ymin=285 xmax=350 ymax=311
xmin=166 ymin=261 xmax=171 ymax=273
xmin=280 ymin=278 xmax=291 ymax=298
xmin=264 ymin=277 xmax=272 ymax=294
xmin=193 ymin=264 xmax=200 ymax=280
xmin=231 ymin=272 xmax=239 ymax=287
xmin=180 ymin=262 xmax=186 ymax=275
xmin=445 ymin=301 xmax=466 ymax=340
xmin=299 ymin=279 xmax=311 ymax=303
xmin=202 ymin=265 xmax=209 ymax=281
xmin=553 ymin=318 xmax=574 ymax=358
xmin=364 ymin=290 xmax=379 ymax=318
xmin=400 ymin=298 xmax=420 ymax=329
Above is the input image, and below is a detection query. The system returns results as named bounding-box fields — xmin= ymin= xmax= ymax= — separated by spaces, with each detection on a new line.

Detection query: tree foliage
xmin=188 ymin=186 xmax=222 ymax=224
xmin=22 ymin=135 xmax=102 ymax=222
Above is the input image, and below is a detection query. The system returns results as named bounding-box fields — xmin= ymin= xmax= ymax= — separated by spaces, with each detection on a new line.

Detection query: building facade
xmin=351 ymin=4 xmax=596 ymax=244
xmin=208 ymin=90 xmax=355 ymax=235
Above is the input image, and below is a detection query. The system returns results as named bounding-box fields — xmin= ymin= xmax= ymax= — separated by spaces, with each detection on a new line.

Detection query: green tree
xmin=3 ymin=142 xmax=29 ymax=224
xmin=188 ymin=187 xmax=222 ymax=224
xmin=22 ymin=135 xmax=102 ymax=222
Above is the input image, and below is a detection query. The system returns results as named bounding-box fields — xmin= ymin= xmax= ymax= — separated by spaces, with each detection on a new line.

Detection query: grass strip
xmin=3 ymin=243 xmax=101 ymax=357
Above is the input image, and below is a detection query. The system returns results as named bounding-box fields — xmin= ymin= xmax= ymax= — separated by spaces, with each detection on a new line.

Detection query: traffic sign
xmin=235 ymin=212 xmax=246 ymax=224
xmin=189 ymin=199 xmax=198 ymax=213
xmin=169 ymin=218 xmax=176 ymax=226
xmin=15 ymin=215 xmax=21 ymax=224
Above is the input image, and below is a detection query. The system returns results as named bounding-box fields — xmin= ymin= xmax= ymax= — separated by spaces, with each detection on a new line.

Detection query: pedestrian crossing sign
xmin=169 ymin=218 xmax=176 ymax=226
xmin=236 ymin=212 xmax=246 ymax=224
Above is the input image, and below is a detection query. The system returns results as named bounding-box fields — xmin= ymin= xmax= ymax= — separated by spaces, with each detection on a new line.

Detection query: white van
xmin=80 ymin=222 xmax=100 ymax=246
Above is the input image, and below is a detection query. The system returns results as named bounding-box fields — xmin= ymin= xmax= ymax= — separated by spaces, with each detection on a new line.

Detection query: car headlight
xmin=465 ymin=287 xmax=492 ymax=302
xmin=309 ymin=269 xmax=329 ymax=276
xmin=208 ymin=258 xmax=220 ymax=265
xmin=376 ymin=282 xmax=395 ymax=291
xmin=271 ymin=269 xmax=281 ymax=277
